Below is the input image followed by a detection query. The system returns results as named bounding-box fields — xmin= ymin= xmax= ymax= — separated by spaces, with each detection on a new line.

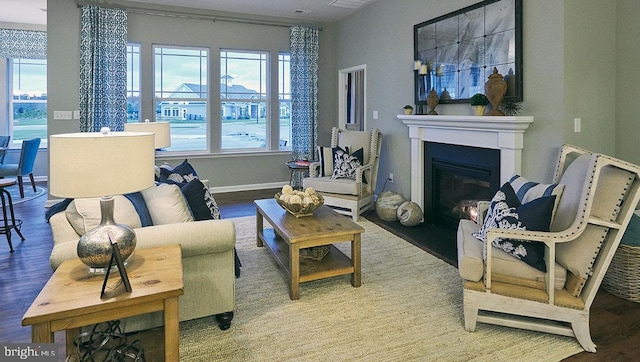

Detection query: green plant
xmin=403 ymin=104 xmax=413 ymax=110
xmin=469 ymin=93 xmax=489 ymax=106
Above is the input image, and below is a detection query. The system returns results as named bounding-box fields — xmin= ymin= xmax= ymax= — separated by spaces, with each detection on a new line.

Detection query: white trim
xmin=209 ymin=181 xmax=286 ymax=194
xmin=338 ymin=64 xmax=367 ymax=130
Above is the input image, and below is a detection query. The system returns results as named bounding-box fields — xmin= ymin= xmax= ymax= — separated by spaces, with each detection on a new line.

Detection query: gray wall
xmin=335 ymin=0 xmax=623 ymax=199
xmin=28 ymin=0 xmax=640 ymax=199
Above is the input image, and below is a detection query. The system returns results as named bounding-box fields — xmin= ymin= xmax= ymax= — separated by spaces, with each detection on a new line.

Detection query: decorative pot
xmin=404 ymin=108 xmax=413 ymax=115
xmin=485 ymin=67 xmax=507 ymax=116
xmin=427 ymin=89 xmax=439 ymax=115
xmin=471 ymin=105 xmax=486 ymax=116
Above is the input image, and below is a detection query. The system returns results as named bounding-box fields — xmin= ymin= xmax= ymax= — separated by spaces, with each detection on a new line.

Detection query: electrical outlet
xmin=574 ymin=118 xmax=581 ymax=133
xmin=388 ymin=173 xmax=394 ymax=183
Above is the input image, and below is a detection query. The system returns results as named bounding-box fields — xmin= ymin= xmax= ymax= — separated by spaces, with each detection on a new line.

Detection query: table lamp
xmin=49 ymin=128 xmax=155 ymax=270
xmin=124 ymin=120 xmax=171 ymax=150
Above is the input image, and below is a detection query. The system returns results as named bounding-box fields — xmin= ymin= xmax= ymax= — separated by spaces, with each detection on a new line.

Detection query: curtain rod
xmin=75 ymin=1 xmax=322 ymax=31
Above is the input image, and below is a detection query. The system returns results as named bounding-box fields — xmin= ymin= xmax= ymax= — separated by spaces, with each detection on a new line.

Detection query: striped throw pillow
xmin=509 ymin=174 xmax=565 ymax=221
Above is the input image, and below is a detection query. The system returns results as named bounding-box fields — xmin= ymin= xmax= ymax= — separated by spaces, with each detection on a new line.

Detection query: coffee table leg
xmin=289 ymin=243 xmax=300 ymax=300
xmin=351 ymin=233 xmax=362 ymax=287
xmin=164 ymin=296 xmax=180 ymax=362
xmin=256 ymin=210 xmax=264 ymax=247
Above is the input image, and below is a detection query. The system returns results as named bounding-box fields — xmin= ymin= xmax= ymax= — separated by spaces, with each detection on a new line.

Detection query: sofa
xmin=48 ymin=179 xmax=237 ymax=332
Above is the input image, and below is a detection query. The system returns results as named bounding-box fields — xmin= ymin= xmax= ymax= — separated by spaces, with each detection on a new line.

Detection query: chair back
xmin=17 ymin=138 xmax=41 ymax=175
xmin=0 ymin=135 xmax=10 ymax=164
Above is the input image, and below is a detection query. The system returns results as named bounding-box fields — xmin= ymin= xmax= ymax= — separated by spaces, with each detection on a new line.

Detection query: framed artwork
xmin=414 ymin=0 xmax=523 ymax=104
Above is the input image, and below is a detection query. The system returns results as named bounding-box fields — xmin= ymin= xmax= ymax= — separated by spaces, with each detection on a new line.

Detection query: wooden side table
xmin=22 ymin=245 xmax=184 ymax=361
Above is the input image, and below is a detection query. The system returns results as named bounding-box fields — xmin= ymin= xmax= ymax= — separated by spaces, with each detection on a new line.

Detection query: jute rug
xmin=179 ymin=216 xmax=583 ymax=361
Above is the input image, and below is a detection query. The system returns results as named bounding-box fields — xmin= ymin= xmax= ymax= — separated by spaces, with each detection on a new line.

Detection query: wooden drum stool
xmin=0 ymin=178 xmax=25 ymax=252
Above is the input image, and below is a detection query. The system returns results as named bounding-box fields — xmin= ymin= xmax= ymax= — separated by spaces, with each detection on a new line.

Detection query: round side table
xmin=286 ymin=161 xmax=310 ymax=190
xmin=0 ymin=178 xmax=25 ymax=252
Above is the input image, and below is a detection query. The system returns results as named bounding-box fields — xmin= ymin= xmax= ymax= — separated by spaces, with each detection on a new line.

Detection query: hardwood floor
xmin=2 ymin=186 xmax=639 ymax=361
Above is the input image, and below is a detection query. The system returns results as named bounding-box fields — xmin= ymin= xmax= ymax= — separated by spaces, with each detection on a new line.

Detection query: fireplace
xmin=398 ymin=114 xmax=534 ymax=222
xmin=425 ymin=142 xmax=500 ymax=229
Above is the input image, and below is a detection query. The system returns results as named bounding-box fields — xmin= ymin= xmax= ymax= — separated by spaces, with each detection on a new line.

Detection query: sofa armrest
xmin=134 ymin=219 xmax=235 ymax=257
xmin=49 ymin=217 xmax=236 ymax=270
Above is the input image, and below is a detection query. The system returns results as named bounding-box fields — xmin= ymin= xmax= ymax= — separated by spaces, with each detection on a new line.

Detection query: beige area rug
xmin=179 ymin=216 xmax=583 ymax=361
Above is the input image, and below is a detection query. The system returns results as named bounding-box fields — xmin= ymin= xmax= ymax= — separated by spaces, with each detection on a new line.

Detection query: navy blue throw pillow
xmin=172 ymin=159 xmax=198 ymax=177
xmin=180 ymin=179 xmax=221 ymax=221
xmin=473 ymin=182 xmax=555 ymax=272
xmin=124 ymin=192 xmax=154 ymax=227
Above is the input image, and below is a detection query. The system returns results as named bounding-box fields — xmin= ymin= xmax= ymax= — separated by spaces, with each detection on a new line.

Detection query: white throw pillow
xmin=141 ymin=183 xmax=194 ymax=225
xmin=66 ymin=195 xmax=142 ymax=236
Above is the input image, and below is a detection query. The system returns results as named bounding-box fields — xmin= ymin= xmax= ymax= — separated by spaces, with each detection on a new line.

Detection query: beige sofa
xmin=48 ymin=184 xmax=236 ymax=332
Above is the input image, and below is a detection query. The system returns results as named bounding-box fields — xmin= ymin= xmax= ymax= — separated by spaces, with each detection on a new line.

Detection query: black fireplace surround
xmin=424 ymin=142 xmax=501 ymax=229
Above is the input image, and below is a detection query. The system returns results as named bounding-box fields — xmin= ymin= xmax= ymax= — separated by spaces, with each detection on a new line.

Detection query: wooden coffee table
xmin=22 ymin=245 xmax=184 ymax=361
xmin=255 ymin=198 xmax=365 ymax=300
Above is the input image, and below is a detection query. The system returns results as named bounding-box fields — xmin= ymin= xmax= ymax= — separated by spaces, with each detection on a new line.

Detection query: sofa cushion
xmin=473 ymin=182 xmax=556 ymax=272
xmin=141 ymin=183 xmax=193 ymax=225
xmin=66 ymin=195 xmax=142 ymax=236
xmin=181 ymin=178 xmax=221 ymax=220
xmin=457 ymin=219 xmax=567 ymax=289
xmin=124 ymin=191 xmax=153 ymax=227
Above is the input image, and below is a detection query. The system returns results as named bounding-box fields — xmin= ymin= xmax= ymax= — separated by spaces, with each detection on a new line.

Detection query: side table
xmin=22 ymin=245 xmax=184 ymax=361
xmin=0 ymin=177 xmax=24 ymax=252
xmin=286 ymin=160 xmax=312 ymax=189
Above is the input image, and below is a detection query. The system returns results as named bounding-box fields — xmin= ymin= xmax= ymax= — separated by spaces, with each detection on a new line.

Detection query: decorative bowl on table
xmin=275 ymin=185 xmax=324 ymax=217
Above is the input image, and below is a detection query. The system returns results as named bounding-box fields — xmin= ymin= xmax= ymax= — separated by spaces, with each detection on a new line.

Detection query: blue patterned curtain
xmin=290 ymin=26 xmax=319 ymax=166
xmin=0 ymin=29 xmax=47 ymax=59
xmin=79 ymin=6 xmax=127 ymax=132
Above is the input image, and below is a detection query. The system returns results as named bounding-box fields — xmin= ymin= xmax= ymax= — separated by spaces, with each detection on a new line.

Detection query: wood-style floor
xmin=2 ymin=186 xmax=639 ymax=361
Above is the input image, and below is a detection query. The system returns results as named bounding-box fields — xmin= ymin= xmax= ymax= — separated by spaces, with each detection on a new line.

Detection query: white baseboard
xmin=209 ymin=181 xmax=287 ymax=194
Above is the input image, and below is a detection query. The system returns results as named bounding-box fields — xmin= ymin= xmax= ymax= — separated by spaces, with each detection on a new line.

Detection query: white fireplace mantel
xmin=397 ymin=114 xmax=534 ymax=210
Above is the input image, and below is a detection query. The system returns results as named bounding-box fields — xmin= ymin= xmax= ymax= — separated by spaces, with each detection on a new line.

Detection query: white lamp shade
xmin=49 ymin=132 xmax=155 ymax=198
xmin=124 ymin=122 xmax=171 ymax=149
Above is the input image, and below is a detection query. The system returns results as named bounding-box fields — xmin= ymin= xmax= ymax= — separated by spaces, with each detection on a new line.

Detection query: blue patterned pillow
xmin=509 ymin=174 xmax=565 ymax=221
xmin=331 ymin=147 xmax=363 ymax=181
xmin=473 ymin=182 xmax=556 ymax=272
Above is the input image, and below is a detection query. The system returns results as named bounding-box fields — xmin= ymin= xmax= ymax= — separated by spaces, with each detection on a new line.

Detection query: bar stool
xmin=0 ymin=178 xmax=25 ymax=252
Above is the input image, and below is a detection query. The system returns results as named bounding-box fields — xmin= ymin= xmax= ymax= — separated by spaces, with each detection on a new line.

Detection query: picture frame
xmin=100 ymin=236 xmax=132 ymax=299
xmin=414 ymin=0 xmax=523 ymax=104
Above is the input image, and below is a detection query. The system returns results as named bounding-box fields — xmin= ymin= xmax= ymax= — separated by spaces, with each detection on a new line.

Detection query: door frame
xmin=338 ymin=64 xmax=367 ymax=130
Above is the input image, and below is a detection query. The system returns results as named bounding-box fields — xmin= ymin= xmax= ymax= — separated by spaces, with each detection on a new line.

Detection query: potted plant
xmin=403 ymin=105 xmax=414 ymax=115
xmin=469 ymin=93 xmax=489 ymax=116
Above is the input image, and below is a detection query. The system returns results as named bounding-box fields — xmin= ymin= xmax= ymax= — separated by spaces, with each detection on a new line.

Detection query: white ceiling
xmin=0 ymin=0 xmax=376 ymax=26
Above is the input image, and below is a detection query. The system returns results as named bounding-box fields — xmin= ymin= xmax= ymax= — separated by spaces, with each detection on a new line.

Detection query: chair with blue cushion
xmin=0 ymin=138 xmax=41 ymax=198
xmin=0 ymin=136 xmax=10 ymax=164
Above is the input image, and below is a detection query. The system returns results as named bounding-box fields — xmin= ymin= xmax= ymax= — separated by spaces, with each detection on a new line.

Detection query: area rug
xmin=3 ymin=184 xmax=46 ymax=205
xmin=178 ymin=216 xmax=583 ymax=361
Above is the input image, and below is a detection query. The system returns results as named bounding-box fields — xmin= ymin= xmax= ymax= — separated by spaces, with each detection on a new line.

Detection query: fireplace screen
xmin=425 ymin=142 xmax=500 ymax=229
xmin=435 ymin=167 xmax=493 ymax=224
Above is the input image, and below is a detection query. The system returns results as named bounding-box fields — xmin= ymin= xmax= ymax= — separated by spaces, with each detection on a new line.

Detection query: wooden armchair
xmin=457 ymin=144 xmax=640 ymax=352
xmin=303 ymin=127 xmax=382 ymax=221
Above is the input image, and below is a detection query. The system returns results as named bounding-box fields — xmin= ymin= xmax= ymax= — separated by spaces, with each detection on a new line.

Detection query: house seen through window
xmin=127 ymin=45 xmax=291 ymax=152
xmin=11 ymin=58 xmax=47 ymax=147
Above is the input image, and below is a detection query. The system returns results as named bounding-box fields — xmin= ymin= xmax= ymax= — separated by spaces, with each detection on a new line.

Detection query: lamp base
xmin=77 ymin=197 xmax=137 ymax=270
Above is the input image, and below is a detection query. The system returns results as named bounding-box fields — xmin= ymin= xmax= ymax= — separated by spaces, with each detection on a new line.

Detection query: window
xmin=126 ymin=44 xmax=141 ymax=122
xmin=278 ymin=53 xmax=291 ymax=148
xmin=10 ymin=58 xmax=47 ymax=147
xmin=220 ymin=50 xmax=267 ymax=150
xmin=154 ymin=45 xmax=208 ymax=151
